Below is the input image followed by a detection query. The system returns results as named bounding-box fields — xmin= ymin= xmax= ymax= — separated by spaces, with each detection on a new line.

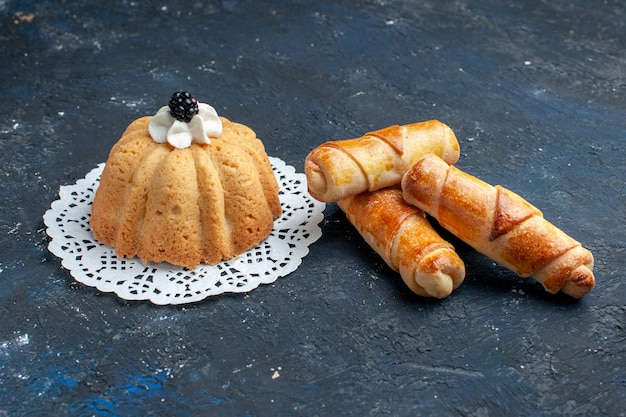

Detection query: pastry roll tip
xmin=405 ymin=247 xmax=466 ymax=298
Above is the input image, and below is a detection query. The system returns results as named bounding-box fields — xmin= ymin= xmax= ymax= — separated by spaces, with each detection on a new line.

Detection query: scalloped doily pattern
xmin=44 ymin=157 xmax=325 ymax=305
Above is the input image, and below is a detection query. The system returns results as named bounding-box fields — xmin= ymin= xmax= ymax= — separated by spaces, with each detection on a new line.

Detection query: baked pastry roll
xmin=338 ymin=187 xmax=465 ymax=298
xmin=401 ymin=154 xmax=595 ymax=298
xmin=305 ymin=120 xmax=460 ymax=202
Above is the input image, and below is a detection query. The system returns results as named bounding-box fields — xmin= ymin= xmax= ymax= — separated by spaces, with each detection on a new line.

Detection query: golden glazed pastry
xmin=338 ymin=187 xmax=465 ymax=298
xmin=305 ymin=120 xmax=460 ymax=202
xmin=401 ymin=154 xmax=595 ymax=298
xmin=90 ymin=93 xmax=281 ymax=269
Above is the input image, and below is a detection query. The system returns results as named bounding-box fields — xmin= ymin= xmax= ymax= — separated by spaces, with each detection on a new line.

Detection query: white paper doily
xmin=44 ymin=157 xmax=325 ymax=305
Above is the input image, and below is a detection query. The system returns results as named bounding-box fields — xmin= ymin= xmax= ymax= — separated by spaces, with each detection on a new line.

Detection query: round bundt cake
xmin=90 ymin=93 xmax=282 ymax=269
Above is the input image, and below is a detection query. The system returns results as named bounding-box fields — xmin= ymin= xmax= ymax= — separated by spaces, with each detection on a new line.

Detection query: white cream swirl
xmin=148 ymin=103 xmax=222 ymax=149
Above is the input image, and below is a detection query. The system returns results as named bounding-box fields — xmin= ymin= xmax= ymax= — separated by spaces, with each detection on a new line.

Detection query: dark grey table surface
xmin=1 ymin=0 xmax=624 ymax=416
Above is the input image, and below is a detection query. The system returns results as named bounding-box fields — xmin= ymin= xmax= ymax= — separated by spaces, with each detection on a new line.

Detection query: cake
xmin=90 ymin=92 xmax=282 ymax=269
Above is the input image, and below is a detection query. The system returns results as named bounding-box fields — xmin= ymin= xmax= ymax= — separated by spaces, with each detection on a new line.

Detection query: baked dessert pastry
xmin=90 ymin=92 xmax=281 ymax=269
xmin=401 ymin=154 xmax=595 ymax=298
xmin=338 ymin=187 xmax=465 ymax=298
xmin=305 ymin=120 xmax=460 ymax=202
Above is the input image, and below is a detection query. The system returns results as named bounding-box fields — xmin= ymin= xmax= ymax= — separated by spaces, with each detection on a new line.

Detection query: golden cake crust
xmin=90 ymin=116 xmax=281 ymax=269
